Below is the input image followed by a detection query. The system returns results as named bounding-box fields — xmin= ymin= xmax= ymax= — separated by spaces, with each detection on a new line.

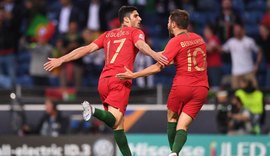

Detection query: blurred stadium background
xmin=0 ymin=0 xmax=270 ymax=155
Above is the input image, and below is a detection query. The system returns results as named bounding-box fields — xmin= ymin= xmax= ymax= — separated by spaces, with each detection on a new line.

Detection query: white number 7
xmin=107 ymin=38 xmax=126 ymax=63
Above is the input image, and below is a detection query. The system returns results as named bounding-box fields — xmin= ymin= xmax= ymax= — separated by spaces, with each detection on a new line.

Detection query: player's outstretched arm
xmin=44 ymin=43 xmax=99 ymax=71
xmin=117 ymin=63 xmax=164 ymax=80
xmin=135 ymin=40 xmax=168 ymax=66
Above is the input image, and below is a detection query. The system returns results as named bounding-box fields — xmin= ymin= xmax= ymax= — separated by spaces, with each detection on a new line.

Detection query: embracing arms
xmin=135 ymin=40 xmax=168 ymax=66
xmin=117 ymin=63 xmax=164 ymax=80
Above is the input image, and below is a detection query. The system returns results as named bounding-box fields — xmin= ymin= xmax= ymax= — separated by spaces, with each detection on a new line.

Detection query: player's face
xmin=129 ymin=10 xmax=142 ymax=28
xmin=167 ymin=17 xmax=174 ymax=38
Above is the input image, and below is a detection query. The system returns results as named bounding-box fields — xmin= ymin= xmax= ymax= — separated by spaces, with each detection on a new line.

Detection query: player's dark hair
xmin=170 ymin=9 xmax=189 ymax=29
xmin=118 ymin=6 xmax=138 ymax=24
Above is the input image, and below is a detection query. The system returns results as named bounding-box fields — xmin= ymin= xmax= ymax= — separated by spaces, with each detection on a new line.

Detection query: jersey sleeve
xmin=162 ymin=38 xmax=181 ymax=65
xmin=93 ymin=32 xmax=107 ymax=48
xmin=131 ymin=29 xmax=145 ymax=44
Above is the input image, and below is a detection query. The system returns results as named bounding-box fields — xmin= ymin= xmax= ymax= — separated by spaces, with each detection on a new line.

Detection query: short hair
xmin=170 ymin=9 xmax=189 ymax=29
xmin=118 ymin=6 xmax=138 ymax=24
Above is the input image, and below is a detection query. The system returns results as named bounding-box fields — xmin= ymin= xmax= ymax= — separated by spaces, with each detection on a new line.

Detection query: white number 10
xmin=187 ymin=48 xmax=206 ymax=72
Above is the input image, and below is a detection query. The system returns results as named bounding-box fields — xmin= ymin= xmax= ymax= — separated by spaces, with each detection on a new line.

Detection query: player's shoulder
xmin=99 ymin=30 xmax=110 ymax=37
xmin=189 ymin=32 xmax=203 ymax=39
xmin=188 ymin=32 xmax=206 ymax=44
xmin=123 ymin=27 xmax=143 ymax=34
xmin=172 ymin=32 xmax=203 ymax=42
xmin=125 ymin=26 xmax=140 ymax=31
xmin=107 ymin=28 xmax=120 ymax=33
xmin=169 ymin=36 xmax=180 ymax=43
xmin=125 ymin=27 xmax=145 ymax=40
xmin=173 ymin=32 xmax=202 ymax=40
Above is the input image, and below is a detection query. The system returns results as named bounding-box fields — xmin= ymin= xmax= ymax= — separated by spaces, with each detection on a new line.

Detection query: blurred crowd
xmin=216 ymin=77 xmax=267 ymax=135
xmin=0 ymin=0 xmax=269 ymax=90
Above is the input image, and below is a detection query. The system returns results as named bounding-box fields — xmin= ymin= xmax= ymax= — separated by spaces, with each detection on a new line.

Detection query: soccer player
xmin=44 ymin=6 xmax=168 ymax=156
xmin=117 ymin=9 xmax=209 ymax=156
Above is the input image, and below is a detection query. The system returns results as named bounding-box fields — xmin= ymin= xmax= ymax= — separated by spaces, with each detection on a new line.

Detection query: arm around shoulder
xmin=116 ymin=63 xmax=164 ymax=80
xmin=135 ymin=40 xmax=168 ymax=65
xmin=133 ymin=63 xmax=164 ymax=78
xmin=135 ymin=40 xmax=155 ymax=56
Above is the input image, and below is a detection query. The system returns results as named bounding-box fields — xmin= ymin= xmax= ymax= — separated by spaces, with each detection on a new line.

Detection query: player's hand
xmin=116 ymin=66 xmax=135 ymax=80
xmin=44 ymin=58 xmax=63 ymax=71
xmin=153 ymin=52 xmax=168 ymax=66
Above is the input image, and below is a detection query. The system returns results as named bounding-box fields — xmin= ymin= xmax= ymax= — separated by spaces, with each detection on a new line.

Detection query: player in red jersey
xmin=117 ymin=9 xmax=209 ymax=156
xmin=44 ymin=6 xmax=168 ymax=156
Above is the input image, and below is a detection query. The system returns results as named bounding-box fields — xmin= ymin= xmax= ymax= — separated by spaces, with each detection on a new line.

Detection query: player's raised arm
xmin=135 ymin=40 xmax=168 ymax=66
xmin=44 ymin=43 xmax=99 ymax=71
xmin=117 ymin=63 xmax=164 ymax=80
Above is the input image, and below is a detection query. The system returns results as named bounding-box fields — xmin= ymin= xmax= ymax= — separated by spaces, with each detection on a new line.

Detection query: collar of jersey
xmin=177 ymin=31 xmax=187 ymax=36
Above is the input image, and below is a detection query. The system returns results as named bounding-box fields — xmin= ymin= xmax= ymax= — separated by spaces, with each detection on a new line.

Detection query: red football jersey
xmin=163 ymin=32 xmax=209 ymax=88
xmin=94 ymin=27 xmax=145 ymax=78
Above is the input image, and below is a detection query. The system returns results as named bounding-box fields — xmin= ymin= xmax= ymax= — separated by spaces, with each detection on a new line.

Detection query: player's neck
xmin=121 ymin=24 xmax=130 ymax=28
xmin=174 ymin=29 xmax=187 ymax=36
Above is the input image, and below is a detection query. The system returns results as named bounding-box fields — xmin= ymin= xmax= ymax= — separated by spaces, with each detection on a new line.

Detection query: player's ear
xmin=172 ymin=21 xmax=176 ymax=28
xmin=123 ymin=16 xmax=130 ymax=23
